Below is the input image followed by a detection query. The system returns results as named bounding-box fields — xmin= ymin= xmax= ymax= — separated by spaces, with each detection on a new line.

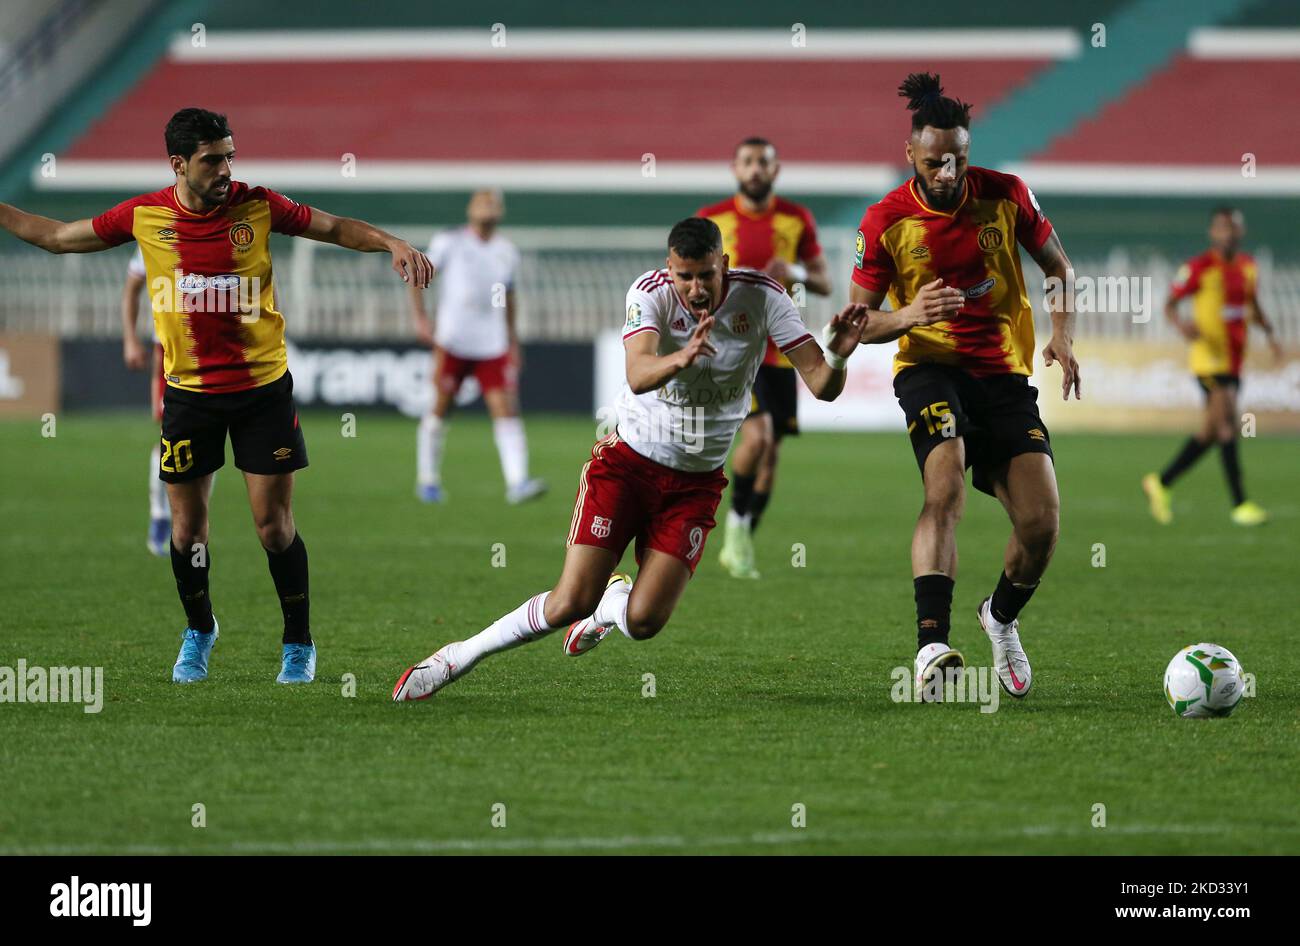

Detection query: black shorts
xmin=894 ymin=363 xmax=1052 ymax=497
xmin=1196 ymin=374 xmax=1240 ymax=396
xmin=159 ymin=371 xmax=308 ymax=483
xmin=748 ymin=364 xmax=799 ymax=439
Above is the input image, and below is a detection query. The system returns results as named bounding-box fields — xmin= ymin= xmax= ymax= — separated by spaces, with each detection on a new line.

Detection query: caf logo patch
xmin=229 ymin=222 xmax=255 ymax=248
xmin=625 ymin=302 xmax=641 ymax=329
xmin=854 ymin=230 xmax=866 ymax=267
xmin=977 ymin=226 xmax=1004 ymax=251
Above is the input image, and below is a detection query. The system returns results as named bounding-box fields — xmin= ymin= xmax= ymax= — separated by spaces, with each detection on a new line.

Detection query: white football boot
xmin=977 ymin=597 xmax=1032 ymax=698
xmin=563 ymin=573 xmax=631 ymax=656
xmin=914 ymin=642 xmax=965 ymax=702
xmin=392 ymin=643 xmax=467 ymax=701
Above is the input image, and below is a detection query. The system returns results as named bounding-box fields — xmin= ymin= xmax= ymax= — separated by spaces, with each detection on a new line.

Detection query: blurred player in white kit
xmin=409 ymin=190 xmax=546 ymax=504
xmin=121 ymin=247 xmax=170 ymax=555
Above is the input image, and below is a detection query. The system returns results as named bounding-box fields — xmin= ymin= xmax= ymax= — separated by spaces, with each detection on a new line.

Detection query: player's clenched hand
xmin=122 ymin=336 xmax=145 ymax=371
xmin=391 ymin=241 xmax=435 ymax=288
xmin=907 ymin=278 xmax=964 ymax=327
xmin=677 ymin=315 xmax=717 ymax=367
xmin=1042 ymin=333 xmax=1082 ymax=400
xmin=825 ymin=303 xmax=871 ymax=358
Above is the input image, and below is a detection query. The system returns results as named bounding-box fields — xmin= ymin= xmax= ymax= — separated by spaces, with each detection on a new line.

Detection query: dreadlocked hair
xmin=898 ymin=72 xmax=972 ymax=131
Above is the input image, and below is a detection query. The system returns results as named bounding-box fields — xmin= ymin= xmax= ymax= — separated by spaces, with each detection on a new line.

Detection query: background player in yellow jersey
xmin=0 ymin=108 xmax=433 ymax=685
xmin=1143 ymin=207 xmax=1282 ymax=526
xmin=698 ymin=138 xmax=831 ymax=578
xmin=849 ymin=74 xmax=1080 ymax=700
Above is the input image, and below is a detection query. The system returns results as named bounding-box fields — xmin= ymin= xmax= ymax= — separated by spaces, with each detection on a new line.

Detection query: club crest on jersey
xmin=590 ymin=516 xmax=612 ymax=539
xmin=625 ymin=302 xmax=641 ymax=329
xmin=732 ymin=312 xmax=749 ymax=334
xmin=977 ymin=226 xmax=1004 ymax=251
xmin=854 ymin=230 xmax=866 ymax=267
xmin=229 ymin=222 xmax=255 ymax=249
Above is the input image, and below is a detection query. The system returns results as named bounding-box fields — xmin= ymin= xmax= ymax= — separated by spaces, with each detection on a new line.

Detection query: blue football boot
xmin=277 ymin=642 xmax=316 ymax=684
xmin=172 ymin=616 xmax=219 ymax=683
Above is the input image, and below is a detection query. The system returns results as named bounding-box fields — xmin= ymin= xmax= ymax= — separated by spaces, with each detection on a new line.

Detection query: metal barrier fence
xmin=0 ymin=227 xmax=1293 ymax=342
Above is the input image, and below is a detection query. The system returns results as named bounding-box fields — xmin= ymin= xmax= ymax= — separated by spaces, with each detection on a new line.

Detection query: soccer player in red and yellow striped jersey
xmin=0 ymin=108 xmax=433 ymax=686
xmin=1142 ymin=208 xmax=1282 ymax=527
xmin=697 ymin=137 xmax=831 ymax=580
xmin=849 ymin=74 xmax=1080 ymax=702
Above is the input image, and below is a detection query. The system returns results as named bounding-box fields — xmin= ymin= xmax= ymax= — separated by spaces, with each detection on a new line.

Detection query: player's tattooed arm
xmin=786 ymin=303 xmax=870 ymax=400
xmin=302 ymin=209 xmax=434 ymax=288
xmin=1030 ymin=230 xmax=1082 ymax=400
xmin=850 ymin=281 xmax=962 ymax=344
xmin=0 ymin=205 xmax=110 ymax=254
xmin=624 ymin=317 xmax=715 ymax=394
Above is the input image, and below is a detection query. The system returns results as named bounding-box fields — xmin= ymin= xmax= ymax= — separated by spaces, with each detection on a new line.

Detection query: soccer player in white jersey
xmin=393 ymin=218 xmax=869 ymax=701
xmin=121 ymin=247 xmax=171 ymax=555
xmin=409 ymin=190 xmax=546 ymax=504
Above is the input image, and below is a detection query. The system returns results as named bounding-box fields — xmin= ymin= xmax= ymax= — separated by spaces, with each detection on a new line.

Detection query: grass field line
xmin=4 ymin=822 xmax=1294 ymax=855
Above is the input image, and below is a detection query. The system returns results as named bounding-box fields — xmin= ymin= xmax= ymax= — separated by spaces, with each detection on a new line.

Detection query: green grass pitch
xmin=1 ymin=411 xmax=1296 ymax=854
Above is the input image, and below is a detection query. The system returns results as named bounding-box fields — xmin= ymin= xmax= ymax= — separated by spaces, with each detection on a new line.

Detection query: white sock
xmin=417 ymin=414 xmax=447 ymax=486
xmin=493 ymin=416 xmax=529 ymax=490
xmin=592 ymin=579 xmax=631 ymax=637
xmin=149 ymin=445 xmax=169 ymax=519
xmin=451 ymin=591 xmax=556 ymax=667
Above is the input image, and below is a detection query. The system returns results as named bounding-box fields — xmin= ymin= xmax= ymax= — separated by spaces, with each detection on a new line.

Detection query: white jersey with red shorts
xmin=568 ymin=268 xmax=816 ymax=573
xmin=426 ymin=227 xmax=521 ymax=395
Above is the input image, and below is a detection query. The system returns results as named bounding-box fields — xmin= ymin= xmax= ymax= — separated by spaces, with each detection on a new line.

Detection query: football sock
xmin=148 ymin=446 xmax=169 ymax=519
xmin=749 ymin=491 xmax=771 ymax=532
xmin=730 ymin=472 xmax=755 ymax=516
xmin=417 ymin=414 xmax=447 ymax=487
xmin=593 ymin=579 xmax=631 ymax=637
xmin=1218 ymin=439 xmax=1246 ymax=506
xmin=990 ymin=571 xmax=1038 ymax=625
xmin=1159 ymin=436 xmax=1211 ymax=487
xmin=170 ymin=540 xmax=214 ymax=634
xmin=265 ymin=532 xmax=311 ymax=645
xmin=454 ymin=591 xmax=556 ymax=666
xmin=914 ymin=573 xmax=954 ymax=649
xmin=493 ymin=415 xmax=529 ymax=490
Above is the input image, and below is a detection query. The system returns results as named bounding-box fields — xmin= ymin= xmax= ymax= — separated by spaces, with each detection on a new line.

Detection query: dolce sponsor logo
xmin=50 ymin=876 xmax=151 ymax=926
xmin=149 ymin=272 xmax=262 ymax=321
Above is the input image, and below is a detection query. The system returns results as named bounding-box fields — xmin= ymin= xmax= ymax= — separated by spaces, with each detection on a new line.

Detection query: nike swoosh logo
xmin=1007 ymin=659 xmax=1027 ymax=690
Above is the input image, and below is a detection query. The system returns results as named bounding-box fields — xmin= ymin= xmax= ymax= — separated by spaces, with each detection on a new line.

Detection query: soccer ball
xmin=1163 ymin=643 xmax=1245 ymax=718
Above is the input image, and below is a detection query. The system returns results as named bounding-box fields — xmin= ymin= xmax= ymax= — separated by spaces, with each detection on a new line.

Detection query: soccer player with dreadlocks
xmin=849 ymin=73 xmax=1081 ymax=701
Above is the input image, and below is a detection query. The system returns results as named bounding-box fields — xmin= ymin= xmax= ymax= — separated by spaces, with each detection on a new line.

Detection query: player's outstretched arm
xmin=0 ymin=204 xmax=110 ymax=254
xmin=625 ymin=316 xmax=715 ymax=394
xmin=851 ymin=281 xmax=962 ymax=344
xmin=302 ymin=209 xmax=434 ymax=288
xmin=787 ymin=303 xmax=870 ymax=401
xmin=1030 ymin=230 xmax=1081 ymax=400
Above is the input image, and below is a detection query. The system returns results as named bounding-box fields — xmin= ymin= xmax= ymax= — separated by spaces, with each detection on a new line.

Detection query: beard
xmin=192 ymin=177 xmax=230 ymax=207
xmin=914 ymin=171 xmax=963 ymax=210
xmin=738 ymin=178 xmax=773 ymax=203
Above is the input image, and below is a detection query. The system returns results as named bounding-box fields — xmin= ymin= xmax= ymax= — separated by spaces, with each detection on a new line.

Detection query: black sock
xmin=170 ymin=541 xmax=214 ymax=633
xmin=266 ymin=533 xmax=311 ymax=645
xmin=1159 ymin=436 xmax=1211 ymax=487
xmin=730 ymin=473 xmax=755 ymax=516
xmin=990 ymin=572 xmax=1038 ymax=625
xmin=914 ymin=574 xmax=954 ymax=649
xmin=749 ymin=491 xmax=771 ymax=532
xmin=1218 ymin=439 xmax=1246 ymax=506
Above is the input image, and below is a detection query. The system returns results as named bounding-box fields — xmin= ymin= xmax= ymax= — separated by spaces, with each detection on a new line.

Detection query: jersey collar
xmin=908 ymin=177 xmax=969 ymax=218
